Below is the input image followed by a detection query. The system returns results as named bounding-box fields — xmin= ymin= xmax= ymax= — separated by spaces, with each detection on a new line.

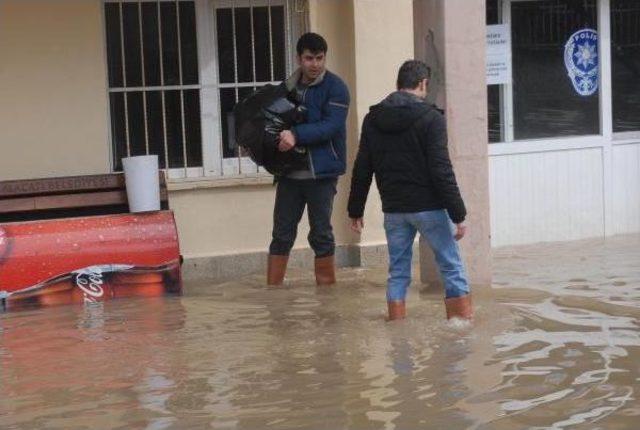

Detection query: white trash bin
xmin=121 ymin=155 xmax=161 ymax=213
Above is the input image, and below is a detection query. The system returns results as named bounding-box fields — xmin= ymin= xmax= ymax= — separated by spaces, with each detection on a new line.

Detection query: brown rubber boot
xmin=387 ymin=300 xmax=406 ymax=321
xmin=267 ymin=254 xmax=288 ymax=286
xmin=445 ymin=294 xmax=473 ymax=320
xmin=314 ymin=255 xmax=336 ymax=285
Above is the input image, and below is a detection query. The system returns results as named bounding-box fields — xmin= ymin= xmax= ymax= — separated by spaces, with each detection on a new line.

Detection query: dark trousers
xmin=269 ymin=177 xmax=338 ymax=258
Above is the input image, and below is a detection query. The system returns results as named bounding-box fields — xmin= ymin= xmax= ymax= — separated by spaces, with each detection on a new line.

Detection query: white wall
xmin=490 ymin=148 xmax=605 ymax=247
xmin=490 ymin=140 xmax=640 ymax=247
xmin=612 ymin=142 xmax=640 ymax=235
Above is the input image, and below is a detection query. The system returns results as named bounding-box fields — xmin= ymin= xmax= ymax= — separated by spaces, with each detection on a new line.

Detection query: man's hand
xmin=350 ymin=218 xmax=364 ymax=233
xmin=278 ymin=130 xmax=296 ymax=152
xmin=454 ymin=223 xmax=467 ymax=241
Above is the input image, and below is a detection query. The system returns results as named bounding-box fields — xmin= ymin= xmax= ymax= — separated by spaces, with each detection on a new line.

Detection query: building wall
xmin=0 ymin=0 xmax=414 ymax=275
xmin=414 ymin=0 xmax=492 ymax=286
xmin=490 ymin=148 xmax=606 ymax=246
xmin=612 ymin=142 xmax=640 ymax=235
xmin=307 ymin=0 xmax=359 ymax=252
xmin=308 ymin=0 xmax=416 ymax=260
xmin=0 ymin=0 xmax=289 ymax=262
xmin=0 ymin=0 xmax=494 ymax=285
xmin=0 ymin=0 xmax=110 ymax=180
xmin=489 ymin=139 xmax=640 ymax=247
xmin=351 ymin=0 xmax=415 ymax=256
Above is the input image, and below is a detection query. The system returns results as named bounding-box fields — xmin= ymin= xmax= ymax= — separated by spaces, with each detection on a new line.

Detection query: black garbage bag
xmin=233 ymin=84 xmax=308 ymax=176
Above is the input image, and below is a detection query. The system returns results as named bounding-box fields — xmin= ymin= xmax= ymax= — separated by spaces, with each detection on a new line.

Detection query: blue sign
xmin=564 ymin=28 xmax=599 ymax=97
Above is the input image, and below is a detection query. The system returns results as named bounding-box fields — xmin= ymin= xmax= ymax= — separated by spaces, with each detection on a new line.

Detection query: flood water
xmin=1 ymin=235 xmax=639 ymax=429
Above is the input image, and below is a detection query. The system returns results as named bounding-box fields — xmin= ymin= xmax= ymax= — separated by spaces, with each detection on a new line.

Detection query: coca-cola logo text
xmin=75 ymin=270 xmax=105 ymax=302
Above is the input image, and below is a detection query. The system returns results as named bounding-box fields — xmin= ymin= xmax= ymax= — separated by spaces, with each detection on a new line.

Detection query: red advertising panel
xmin=0 ymin=211 xmax=181 ymax=309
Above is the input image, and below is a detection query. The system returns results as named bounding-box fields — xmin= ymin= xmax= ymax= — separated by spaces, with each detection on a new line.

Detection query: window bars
xmin=105 ymin=1 xmax=201 ymax=175
xmin=105 ymin=0 xmax=301 ymax=178
xmin=214 ymin=0 xmax=290 ymax=176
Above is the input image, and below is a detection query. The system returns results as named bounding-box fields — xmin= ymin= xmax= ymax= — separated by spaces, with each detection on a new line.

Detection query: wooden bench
xmin=0 ymin=172 xmax=168 ymax=223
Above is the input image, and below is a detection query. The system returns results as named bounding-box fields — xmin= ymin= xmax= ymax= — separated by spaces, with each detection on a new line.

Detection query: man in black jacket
xmin=347 ymin=60 xmax=472 ymax=321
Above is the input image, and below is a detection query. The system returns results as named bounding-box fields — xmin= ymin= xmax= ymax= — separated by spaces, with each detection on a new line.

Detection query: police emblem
xmin=564 ymin=28 xmax=599 ymax=97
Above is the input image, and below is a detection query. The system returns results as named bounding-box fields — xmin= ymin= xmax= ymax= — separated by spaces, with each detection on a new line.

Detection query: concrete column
xmin=415 ymin=0 xmax=492 ymax=287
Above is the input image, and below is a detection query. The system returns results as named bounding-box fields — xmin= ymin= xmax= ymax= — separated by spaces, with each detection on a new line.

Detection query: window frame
xmin=609 ymin=0 xmax=640 ymax=140
xmin=102 ymin=0 xmax=303 ymax=181
xmin=489 ymin=0 xmax=617 ymax=156
xmin=213 ymin=0 xmax=293 ymax=177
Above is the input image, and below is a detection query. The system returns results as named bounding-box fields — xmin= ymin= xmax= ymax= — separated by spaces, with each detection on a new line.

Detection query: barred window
xmin=215 ymin=1 xmax=289 ymax=175
xmin=104 ymin=0 xmax=304 ymax=179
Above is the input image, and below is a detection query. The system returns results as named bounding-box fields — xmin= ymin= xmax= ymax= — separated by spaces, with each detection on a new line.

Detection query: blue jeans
xmin=384 ymin=210 xmax=469 ymax=301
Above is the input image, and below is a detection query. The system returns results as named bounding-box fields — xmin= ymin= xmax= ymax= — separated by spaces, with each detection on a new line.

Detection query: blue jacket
xmin=286 ymin=69 xmax=350 ymax=178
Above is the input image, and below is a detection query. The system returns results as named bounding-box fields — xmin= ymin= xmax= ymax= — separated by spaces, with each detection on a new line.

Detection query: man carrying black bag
xmin=266 ymin=32 xmax=350 ymax=286
xmin=233 ymin=82 xmax=308 ymax=177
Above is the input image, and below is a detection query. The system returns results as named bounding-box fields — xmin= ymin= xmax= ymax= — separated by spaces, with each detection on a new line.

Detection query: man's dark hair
xmin=296 ymin=32 xmax=328 ymax=56
xmin=396 ymin=60 xmax=431 ymax=90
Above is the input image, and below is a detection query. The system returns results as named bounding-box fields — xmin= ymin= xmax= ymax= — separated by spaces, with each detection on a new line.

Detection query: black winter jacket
xmin=347 ymin=91 xmax=466 ymax=223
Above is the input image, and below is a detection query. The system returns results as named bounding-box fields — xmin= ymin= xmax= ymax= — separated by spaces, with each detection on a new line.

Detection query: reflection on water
xmin=1 ymin=235 xmax=639 ymax=429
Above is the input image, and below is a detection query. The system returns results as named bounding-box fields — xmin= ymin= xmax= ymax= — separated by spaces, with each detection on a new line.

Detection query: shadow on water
xmin=0 ymin=234 xmax=639 ymax=429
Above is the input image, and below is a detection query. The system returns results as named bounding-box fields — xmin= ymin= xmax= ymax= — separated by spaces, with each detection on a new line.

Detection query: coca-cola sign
xmin=0 ymin=211 xmax=180 ymax=294
xmin=73 ymin=265 xmax=132 ymax=303
xmin=4 ymin=262 xmax=180 ymax=310
xmin=75 ymin=269 xmax=105 ymax=300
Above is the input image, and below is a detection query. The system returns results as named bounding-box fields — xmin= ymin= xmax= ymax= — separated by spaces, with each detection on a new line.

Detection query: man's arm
xmin=423 ymin=112 xmax=467 ymax=225
xmin=292 ymin=80 xmax=350 ymax=146
xmin=348 ymin=121 xmax=374 ymax=224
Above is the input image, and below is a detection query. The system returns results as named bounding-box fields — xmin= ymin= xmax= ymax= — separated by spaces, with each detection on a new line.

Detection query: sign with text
xmin=486 ymin=24 xmax=512 ymax=85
